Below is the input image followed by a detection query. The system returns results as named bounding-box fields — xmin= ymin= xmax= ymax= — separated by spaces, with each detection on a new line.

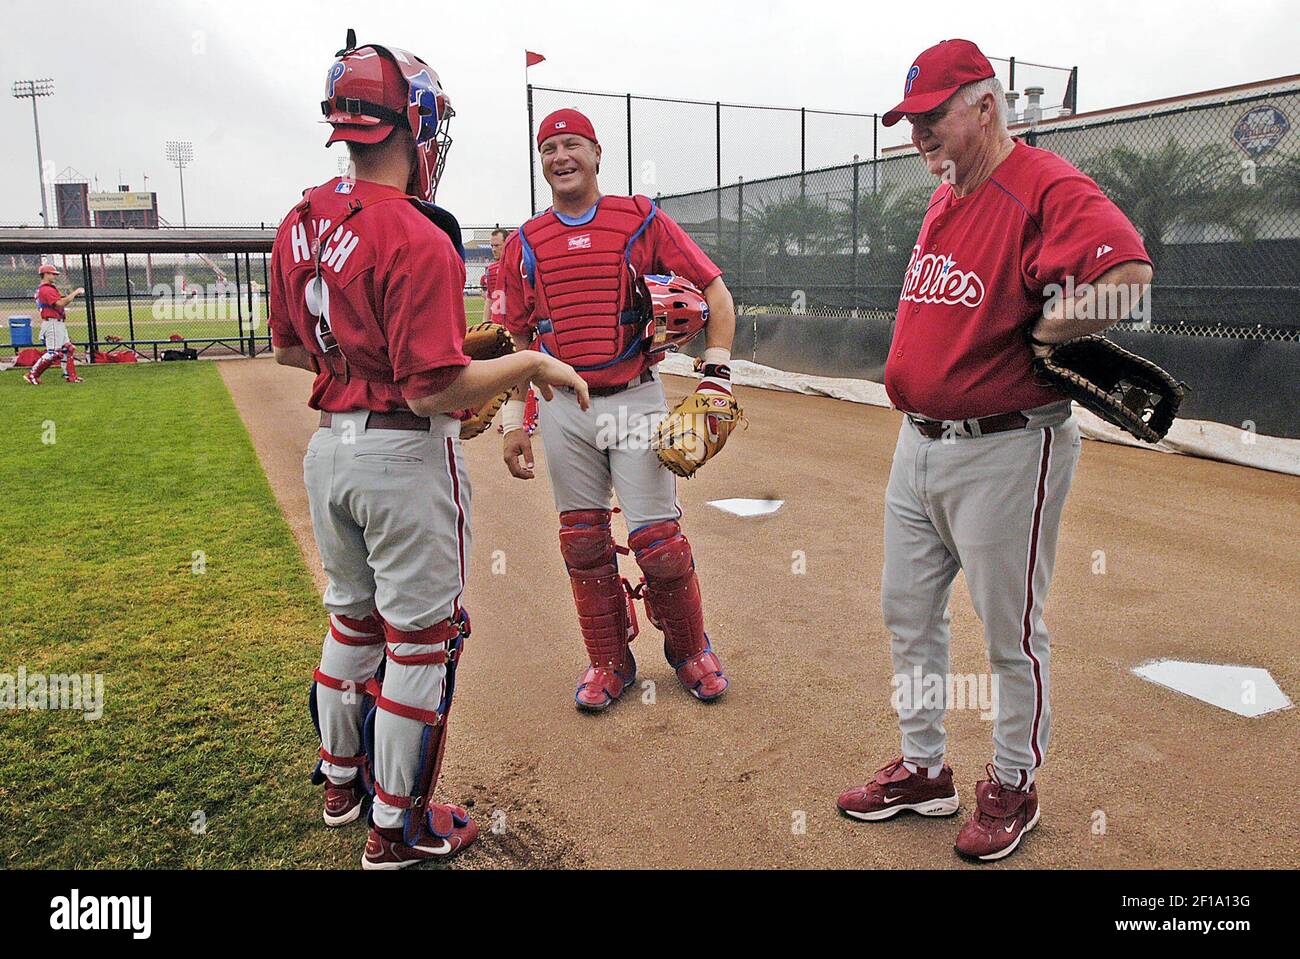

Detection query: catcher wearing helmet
xmin=498 ymin=108 xmax=742 ymax=712
xmin=269 ymin=31 xmax=587 ymax=870
xmin=25 ymin=264 xmax=85 ymax=385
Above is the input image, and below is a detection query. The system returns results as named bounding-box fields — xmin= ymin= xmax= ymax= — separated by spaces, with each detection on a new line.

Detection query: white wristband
xmin=499 ymin=398 xmax=526 ymax=435
xmin=702 ymin=347 xmax=732 ymax=366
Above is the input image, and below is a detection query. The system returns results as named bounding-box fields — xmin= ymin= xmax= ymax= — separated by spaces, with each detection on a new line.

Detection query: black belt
xmin=587 ymin=369 xmax=655 ymax=397
xmin=907 ymin=410 xmax=1029 ymax=439
xmin=319 ymin=410 xmax=431 ymax=431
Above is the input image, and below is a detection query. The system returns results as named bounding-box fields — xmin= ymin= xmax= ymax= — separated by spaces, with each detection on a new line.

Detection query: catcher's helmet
xmin=321 ymin=29 xmax=454 ymax=202
xmin=638 ymin=274 xmax=710 ymax=356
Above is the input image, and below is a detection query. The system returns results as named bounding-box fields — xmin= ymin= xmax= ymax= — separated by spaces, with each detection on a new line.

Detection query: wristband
xmin=499 ymin=398 xmax=526 ymax=435
xmin=702 ymin=347 xmax=731 ymax=366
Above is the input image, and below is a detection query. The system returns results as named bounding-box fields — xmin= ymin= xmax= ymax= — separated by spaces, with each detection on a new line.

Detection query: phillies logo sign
xmin=900 ymin=246 xmax=985 ymax=307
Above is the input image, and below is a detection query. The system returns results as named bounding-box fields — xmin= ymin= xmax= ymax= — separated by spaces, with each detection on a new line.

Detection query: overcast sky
xmin=2 ymin=0 xmax=1296 ymax=228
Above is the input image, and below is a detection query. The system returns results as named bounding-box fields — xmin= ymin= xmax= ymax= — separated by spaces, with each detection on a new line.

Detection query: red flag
xmin=525 ymin=50 xmax=546 ymax=68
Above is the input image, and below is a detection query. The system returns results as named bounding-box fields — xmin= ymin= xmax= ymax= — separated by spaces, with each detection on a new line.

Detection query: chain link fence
xmin=527 ymin=85 xmax=883 ymax=215
xmin=656 ymin=83 xmax=1300 ymax=340
xmin=1 ymin=224 xmax=515 ymax=358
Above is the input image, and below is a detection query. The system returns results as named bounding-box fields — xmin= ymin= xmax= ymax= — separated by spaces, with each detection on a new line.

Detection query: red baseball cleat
xmin=361 ymin=805 xmax=478 ymax=870
xmin=954 ymin=766 xmax=1040 ymax=861
xmin=673 ymin=648 xmax=728 ymax=701
xmin=574 ymin=651 xmax=637 ymax=712
xmin=322 ymin=777 xmax=367 ymax=828
xmin=24 ymin=372 xmax=40 ymax=386
xmin=837 ymin=756 xmax=960 ymax=821
xmin=65 ymin=375 xmax=85 ymax=383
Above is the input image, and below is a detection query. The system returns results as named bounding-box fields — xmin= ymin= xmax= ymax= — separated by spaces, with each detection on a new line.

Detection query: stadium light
xmin=12 ymin=78 xmax=55 ymax=226
xmin=165 ymin=140 xmax=194 ymax=228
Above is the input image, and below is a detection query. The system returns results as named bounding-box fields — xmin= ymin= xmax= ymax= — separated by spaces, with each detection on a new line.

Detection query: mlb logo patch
xmin=568 ymin=234 xmax=592 ymax=251
xmin=335 ymin=180 xmax=355 ymax=194
xmin=556 ymin=120 xmax=568 ymax=129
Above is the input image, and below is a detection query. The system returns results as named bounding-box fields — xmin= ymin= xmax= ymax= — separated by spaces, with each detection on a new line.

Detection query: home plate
xmin=1132 ymin=660 xmax=1293 ymax=717
xmin=708 ymin=498 xmax=784 ymax=517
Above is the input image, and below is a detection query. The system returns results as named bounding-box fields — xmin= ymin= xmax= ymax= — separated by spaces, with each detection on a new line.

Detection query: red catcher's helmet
xmin=38 ymin=263 xmax=60 ymax=276
xmin=638 ymin=274 xmax=710 ymax=356
xmin=321 ymin=29 xmax=454 ymax=202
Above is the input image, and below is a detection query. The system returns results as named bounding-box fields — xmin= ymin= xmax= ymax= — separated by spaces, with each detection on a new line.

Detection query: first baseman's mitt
xmin=1032 ymin=334 xmax=1187 ymax=443
xmin=458 ymin=322 xmax=515 ymax=440
xmin=654 ymin=388 xmax=746 ymax=478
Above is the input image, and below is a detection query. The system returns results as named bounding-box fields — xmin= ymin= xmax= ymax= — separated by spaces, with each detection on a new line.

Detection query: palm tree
xmin=1081 ymin=138 xmax=1260 ymax=267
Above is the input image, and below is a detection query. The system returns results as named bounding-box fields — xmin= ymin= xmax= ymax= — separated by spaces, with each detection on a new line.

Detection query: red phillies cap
xmin=536 ymin=109 xmax=599 ymax=149
xmin=882 ymin=39 xmax=995 ymax=127
xmin=38 ymin=263 xmax=60 ymax=276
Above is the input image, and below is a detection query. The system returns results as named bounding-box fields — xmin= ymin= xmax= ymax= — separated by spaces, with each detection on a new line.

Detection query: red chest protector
xmin=519 ymin=195 xmax=657 ymax=388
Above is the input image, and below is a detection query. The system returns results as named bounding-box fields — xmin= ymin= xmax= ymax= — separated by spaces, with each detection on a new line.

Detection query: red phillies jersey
xmin=269 ymin=178 xmax=469 ymax=413
xmin=885 ymin=139 xmax=1150 ymax=420
xmin=36 ymin=282 xmax=65 ymax=320
xmin=501 ymin=196 xmax=720 ymax=385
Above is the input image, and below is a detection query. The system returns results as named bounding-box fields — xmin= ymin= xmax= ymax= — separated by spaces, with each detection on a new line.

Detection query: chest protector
xmin=519 ymin=195 xmax=657 ymax=387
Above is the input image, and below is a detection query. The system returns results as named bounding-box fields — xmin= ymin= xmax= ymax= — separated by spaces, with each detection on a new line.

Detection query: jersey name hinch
xmin=287 ymin=219 xmax=363 ymax=274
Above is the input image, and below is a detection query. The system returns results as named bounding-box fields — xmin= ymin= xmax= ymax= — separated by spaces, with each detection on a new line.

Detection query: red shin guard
xmin=628 ymin=521 xmax=706 ymax=663
xmin=559 ymin=510 xmax=638 ymax=669
xmin=629 ymin=520 xmax=728 ymax=700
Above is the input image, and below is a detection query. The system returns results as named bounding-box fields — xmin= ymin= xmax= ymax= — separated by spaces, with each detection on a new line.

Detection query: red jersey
xmin=885 ymin=139 xmax=1150 ymax=421
xmin=36 ymin=282 xmax=65 ymax=320
xmin=501 ymin=196 xmax=720 ymax=381
xmin=269 ymin=178 xmax=469 ymax=414
xmin=481 ymin=258 xmax=504 ymax=319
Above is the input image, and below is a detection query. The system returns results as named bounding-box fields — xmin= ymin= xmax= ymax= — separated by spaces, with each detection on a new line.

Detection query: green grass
xmin=0 ymin=362 xmax=361 ymax=868
xmin=6 ymin=296 xmax=489 ymax=349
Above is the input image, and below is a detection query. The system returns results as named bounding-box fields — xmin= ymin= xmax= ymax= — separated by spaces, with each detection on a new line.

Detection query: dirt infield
xmin=221 ymin=358 xmax=1299 ymax=869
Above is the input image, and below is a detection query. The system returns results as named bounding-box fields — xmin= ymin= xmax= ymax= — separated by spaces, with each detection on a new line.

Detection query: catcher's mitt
xmin=654 ymin=388 xmax=745 ymax=478
xmin=458 ymin=322 xmax=515 ymax=440
xmin=1032 ymin=334 xmax=1187 ymax=443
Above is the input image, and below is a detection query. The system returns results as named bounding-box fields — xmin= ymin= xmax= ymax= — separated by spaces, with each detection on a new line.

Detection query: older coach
xmin=835 ymin=39 xmax=1152 ymax=861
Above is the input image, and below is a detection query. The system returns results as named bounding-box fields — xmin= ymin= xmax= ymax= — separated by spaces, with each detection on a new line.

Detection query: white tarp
xmin=658 ymin=353 xmax=1300 ymax=476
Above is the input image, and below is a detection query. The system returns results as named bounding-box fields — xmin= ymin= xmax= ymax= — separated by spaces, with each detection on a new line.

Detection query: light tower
xmin=165 ymin=140 xmax=194 ymax=227
xmin=12 ymin=78 xmax=55 ymax=226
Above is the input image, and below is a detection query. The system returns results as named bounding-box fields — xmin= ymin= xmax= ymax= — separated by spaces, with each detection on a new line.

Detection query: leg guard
xmin=559 ymin=509 xmax=638 ymax=710
xmin=368 ymin=611 xmax=475 ymax=849
xmin=629 ymin=520 xmax=728 ymax=701
xmin=61 ymin=343 xmax=79 ymax=380
xmin=30 ymin=351 xmax=58 ymax=380
xmin=309 ymin=612 xmax=386 ymax=793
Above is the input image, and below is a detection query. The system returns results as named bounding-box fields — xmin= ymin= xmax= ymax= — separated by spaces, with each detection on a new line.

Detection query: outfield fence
xmin=527 ymin=84 xmax=883 ymax=215
xmin=1 ymin=225 xmax=509 ymax=361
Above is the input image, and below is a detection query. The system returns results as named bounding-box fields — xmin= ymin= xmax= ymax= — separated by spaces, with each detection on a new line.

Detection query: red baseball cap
xmin=38 ymin=263 xmax=60 ymax=276
xmin=882 ymin=39 xmax=995 ymax=127
xmin=536 ymin=109 xmax=599 ymax=149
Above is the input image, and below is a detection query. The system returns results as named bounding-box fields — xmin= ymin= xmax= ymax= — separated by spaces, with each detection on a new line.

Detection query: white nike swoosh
xmin=1004 ymin=822 xmax=1017 ymax=834
xmin=413 ymin=839 xmax=453 ymax=855
xmin=882 ymin=794 xmax=905 ymax=804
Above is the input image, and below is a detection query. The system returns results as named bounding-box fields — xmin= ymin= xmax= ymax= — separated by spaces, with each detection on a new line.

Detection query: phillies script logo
xmin=900 ymin=245 xmax=985 ymax=307
xmin=567 ymin=234 xmax=592 ymax=251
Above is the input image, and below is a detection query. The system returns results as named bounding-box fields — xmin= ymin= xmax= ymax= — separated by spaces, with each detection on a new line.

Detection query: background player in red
xmin=270 ymin=34 xmax=587 ymax=870
xmin=25 ymin=263 xmax=85 ymax=385
xmin=835 ymin=39 xmax=1153 ymax=861
xmin=480 ymin=227 xmax=510 ymax=323
xmin=498 ymin=109 xmax=738 ymax=711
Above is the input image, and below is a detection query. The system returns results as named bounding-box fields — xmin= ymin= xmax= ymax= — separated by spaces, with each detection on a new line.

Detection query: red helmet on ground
xmin=38 ymin=263 xmax=60 ymax=276
xmin=638 ymin=274 xmax=710 ymax=356
xmin=321 ymin=30 xmax=454 ymax=202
